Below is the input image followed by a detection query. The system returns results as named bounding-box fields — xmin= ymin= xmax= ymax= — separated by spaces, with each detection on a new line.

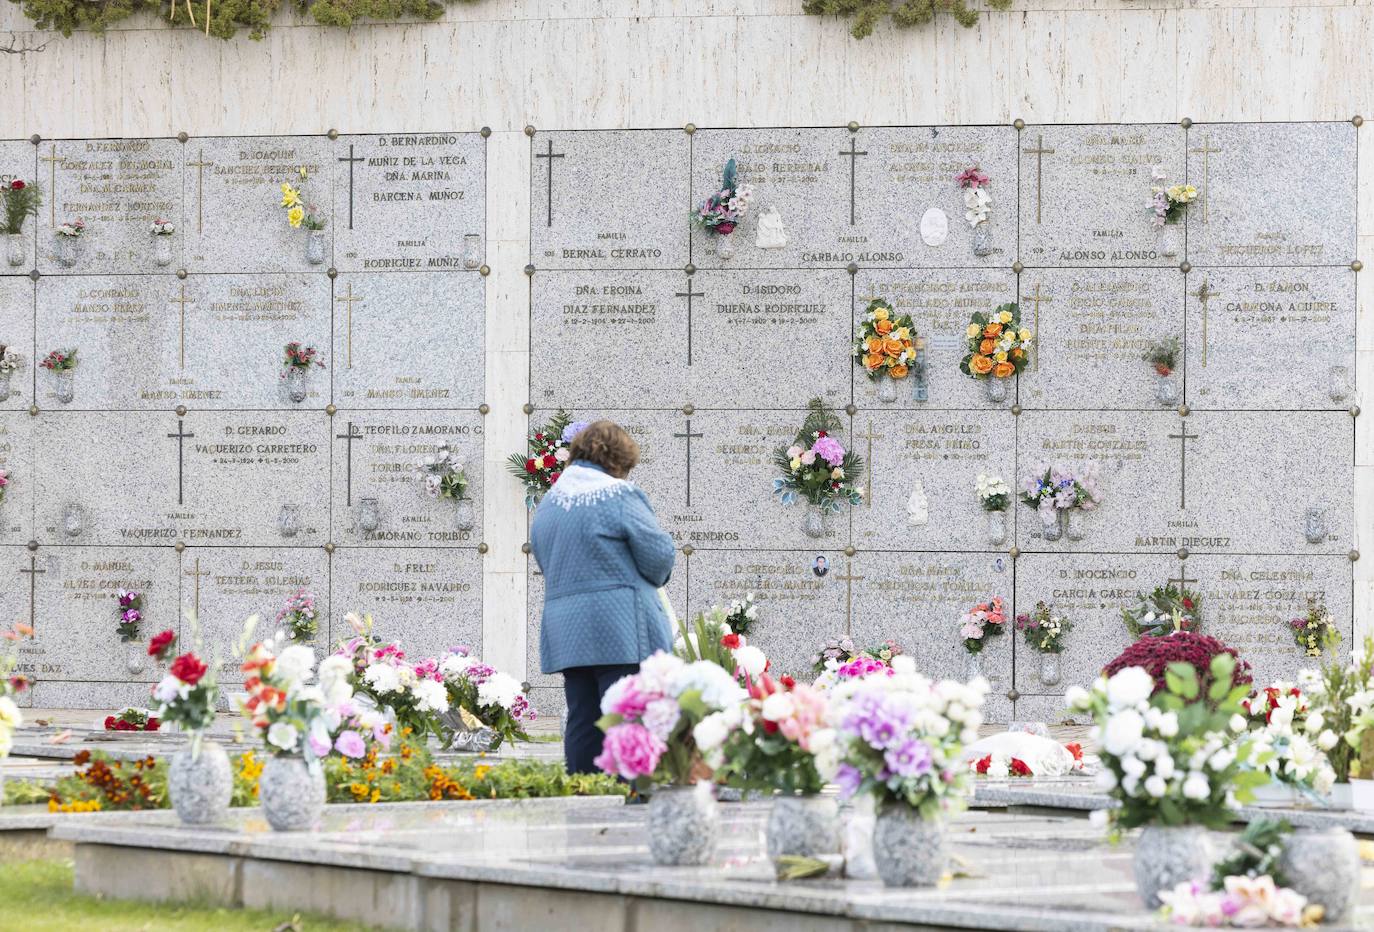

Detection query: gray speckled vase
xmin=766 ymin=794 xmax=840 ymax=864
xmin=260 ymin=754 xmax=325 ymax=832
xmin=647 ymin=785 xmax=717 ymax=866
xmin=1133 ymin=825 xmax=1214 ymax=909
xmin=168 ymin=739 xmax=232 ymax=825
xmin=873 ymin=803 xmax=945 ymax=887
xmin=1278 ymin=827 xmax=1359 ymax=922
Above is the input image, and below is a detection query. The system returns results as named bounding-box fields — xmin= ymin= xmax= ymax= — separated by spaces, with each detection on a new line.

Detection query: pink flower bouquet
xmin=706 ymin=674 xmax=838 ymax=795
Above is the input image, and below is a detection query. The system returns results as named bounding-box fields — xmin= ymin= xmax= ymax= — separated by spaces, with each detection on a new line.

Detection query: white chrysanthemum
xmin=364 ymin=663 xmax=403 ymax=694
xmin=1102 ymin=708 xmax=1145 ymax=757
xmin=477 ymin=672 xmax=523 ymax=710
xmin=413 ymin=678 xmax=449 ymax=713
xmin=267 ymin=721 xmax=300 ymax=751
xmin=275 ymin=645 xmax=316 ymax=685
xmin=1105 ymin=667 xmax=1154 ymax=710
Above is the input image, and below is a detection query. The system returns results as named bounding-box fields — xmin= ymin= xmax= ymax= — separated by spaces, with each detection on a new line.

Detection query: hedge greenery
xmin=802 ymin=0 xmax=1013 ymax=38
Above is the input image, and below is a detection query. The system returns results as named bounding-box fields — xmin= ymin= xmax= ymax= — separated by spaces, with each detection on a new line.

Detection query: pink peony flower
xmin=641 ymin=697 xmax=681 ymax=741
xmin=811 ymin=435 xmax=846 ymax=467
xmin=600 ymin=674 xmax=652 ymax=719
xmin=594 ymin=722 xmax=666 ymax=780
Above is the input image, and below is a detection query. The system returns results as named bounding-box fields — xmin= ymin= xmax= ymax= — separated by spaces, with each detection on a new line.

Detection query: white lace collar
xmin=543 ymin=462 xmax=631 ymax=511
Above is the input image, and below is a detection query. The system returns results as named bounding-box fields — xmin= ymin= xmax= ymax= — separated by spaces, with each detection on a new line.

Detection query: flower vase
xmin=153 ymin=235 xmax=173 ymax=267
xmin=304 ymin=230 xmax=326 ymax=265
xmin=259 ymin=754 xmax=325 ymax=831
xmin=53 ymin=369 xmax=74 ymax=405
xmin=714 ymin=233 xmax=735 ymax=261
xmin=1154 ymin=371 xmax=1180 ymax=407
xmin=647 ymin=785 xmax=717 ymax=866
xmin=463 ymin=233 xmax=483 ymax=270
xmin=358 ymin=497 xmax=381 ymax=533
xmin=1304 ymin=507 xmax=1327 ymax=545
xmin=972 ymin=225 xmax=992 ymax=257
xmin=1039 ymin=652 xmax=1061 ymax=687
xmin=983 ymin=377 xmax=1008 ymax=403
xmin=6 ymin=233 xmax=25 ymax=267
xmin=168 ymin=740 xmax=232 ymax=826
xmin=124 ymin=640 xmax=145 ymax=675
xmin=962 ymin=649 xmax=982 ymax=682
xmin=1039 ymin=508 xmax=1062 ymax=542
xmin=765 ymin=795 xmax=840 ymax=866
xmin=876 ymin=377 xmax=898 ymax=404
xmin=0 ymin=370 xmax=11 ymax=403
xmin=873 ymin=803 xmax=945 ymax=887
xmin=1277 ymin=827 xmax=1359 ymax=923
xmin=278 ymin=504 xmax=300 ymax=538
xmin=454 ymin=498 xmax=476 ymax=532
xmin=55 ymin=235 xmax=79 ymax=268
xmin=801 ymin=505 xmax=827 ymax=539
xmin=1133 ymin=825 xmax=1213 ymax=909
xmin=1065 ymin=509 xmax=1086 ymax=541
xmin=984 ymin=510 xmax=1006 ymax=546
xmin=285 ymin=367 xmax=307 ymax=403
xmin=1157 ymin=221 xmax=1183 ymax=261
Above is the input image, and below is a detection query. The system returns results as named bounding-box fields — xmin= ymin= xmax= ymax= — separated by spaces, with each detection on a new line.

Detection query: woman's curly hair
xmin=568 ymin=420 xmax=640 ymax=478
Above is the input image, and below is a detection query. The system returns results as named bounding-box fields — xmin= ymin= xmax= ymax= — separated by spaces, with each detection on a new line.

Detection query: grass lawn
xmin=1 ymin=859 xmax=394 ymax=931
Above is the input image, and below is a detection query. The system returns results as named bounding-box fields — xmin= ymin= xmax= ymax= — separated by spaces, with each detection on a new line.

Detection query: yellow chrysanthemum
xmin=287 ymin=206 xmax=305 ymax=228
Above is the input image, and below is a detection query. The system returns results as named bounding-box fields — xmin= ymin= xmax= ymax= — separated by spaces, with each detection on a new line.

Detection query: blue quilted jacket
xmin=532 ymin=461 xmax=677 ymax=673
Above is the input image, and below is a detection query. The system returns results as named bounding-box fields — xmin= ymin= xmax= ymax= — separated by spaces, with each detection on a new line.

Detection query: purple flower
xmin=883 ymin=738 xmax=934 ymax=778
xmin=307 ymin=730 xmax=332 ymax=758
xmin=834 ymin=762 xmax=863 ymax=798
xmin=334 ymin=730 xmax=366 ymax=758
xmin=561 ymin=421 xmax=590 ymax=444
xmin=811 ymin=435 xmax=846 ymax=468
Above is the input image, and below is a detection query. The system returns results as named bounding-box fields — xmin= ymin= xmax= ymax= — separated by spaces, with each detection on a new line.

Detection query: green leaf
xmin=1165 ymin=663 xmax=1198 ymax=700
xmin=594 ymin=713 xmax=622 ymax=732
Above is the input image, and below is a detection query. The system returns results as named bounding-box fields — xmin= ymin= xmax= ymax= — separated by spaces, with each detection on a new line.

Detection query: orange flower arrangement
xmin=960 ymin=303 xmax=1032 ymax=381
xmin=853 ymin=298 xmax=918 ymax=381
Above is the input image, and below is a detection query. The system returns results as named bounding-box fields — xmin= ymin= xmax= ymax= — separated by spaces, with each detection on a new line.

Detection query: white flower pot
xmin=1039 ymin=508 xmax=1062 ymax=542
xmin=1154 ymin=371 xmax=1180 ymax=407
xmin=873 ymin=803 xmax=945 ymax=887
xmin=285 ymin=367 xmax=308 ymax=403
xmin=260 ymin=754 xmax=325 ymax=832
xmin=124 ymin=640 xmax=145 ymax=675
xmin=982 ymin=377 xmax=1008 ymax=403
xmin=984 ymin=510 xmax=1006 ymax=545
xmin=304 ymin=230 xmax=326 ymax=265
xmin=358 ymin=497 xmax=381 ymax=533
xmin=1065 ymin=509 xmax=1086 ymax=541
xmin=454 ymin=498 xmax=476 ymax=532
xmin=648 ymin=785 xmax=717 ymax=866
xmin=53 ymin=369 xmax=74 ymax=405
xmin=278 ymin=504 xmax=300 ymax=538
xmin=169 ymin=739 xmax=232 ymax=825
xmin=1156 ymin=221 xmax=1183 ymax=261
xmin=463 ymin=233 xmax=483 ymax=269
xmin=963 ymin=650 xmax=982 ymax=681
xmin=1039 ymin=652 xmax=1061 ymax=687
xmin=876 ymin=376 xmax=898 ymax=403
xmin=55 ymin=235 xmax=80 ymax=268
xmin=802 ymin=505 xmax=827 ymax=539
xmin=1133 ymin=825 xmax=1213 ymax=909
xmin=765 ymin=794 xmax=839 ymax=865
xmin=153 ymin=235 xmax=173 ymax=267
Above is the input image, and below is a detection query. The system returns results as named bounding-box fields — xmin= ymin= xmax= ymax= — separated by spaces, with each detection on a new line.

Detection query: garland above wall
xmin=802 ymin=0 xmax=1013 ymax=38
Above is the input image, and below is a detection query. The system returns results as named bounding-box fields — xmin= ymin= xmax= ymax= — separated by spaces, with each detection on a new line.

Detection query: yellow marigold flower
xmin=287 ymin=206 xmax=305 ymax=228
xmin=474 ymin=765 xmax=490 ymax=780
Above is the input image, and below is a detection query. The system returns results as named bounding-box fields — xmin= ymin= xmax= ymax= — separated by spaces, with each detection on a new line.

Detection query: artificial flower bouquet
xmin=114 ymin=589 xmax=143 ymax=642
xmin=282 ymin=342 xmax=323 ymax=372
xmin=276 ymin=588 xmax=318 ymax=641
xmin=1019 ymin=462 xmax=1102 ymax=518
xmin=959 ymin=303 xmax=1030 ymax=382
xmin=1 ymin=178 xmax=40 ymax=235
xmin=809 ymin=636 xmax=903 ymax=679
xmin=0 ymin=623 xmax=32 ymax=761
xmin=150 ymin=218 xmax=174 ymax=236
xmin=0 ymin=468 xmax=8 ymax=507
xmin=506 ymin=410 xmax=586 ymax=507
xmin=1143 ymin=337 xmax=1180 ymax=378
xmin=831 ymin=656 xmax=988 ymax=817
xmin=1066 ymin=655 xmax=1267 ymax=838
xmin=970 ymin=753 xmax=1033 ymax=778
xmin=722 ymin=592 xmax=759 ymax=638
xmin=705 ymin=674 xmax=838 ymax=796
xmin=1122 ymin=583 xmax=1201 ymax=639
xmin=1150 ymin=167 xmax=1198 ymax=226
xmin=151 ymin=634 xmax=217 ymax=750
xmin=960 ymin=597 xmax=1007 ymax=654
xmin=280 ymin=167 xmax=327 ymax=231
xmin=1015 ymin=601 xmax=1072 ymax=654
xmin=438 ymin=647 xmax=537 ymax=748
xmin=595 ymin=651 xmax=747 ymax=786
xmin=692 ymin=158 xmax=753 ymax=237
xmin=335 ymin=616 xmax=450 ymax=745
xmin=104 ymin=708 xmax=160 ymax=732
xmin=772 ymin=398 xmax=864 ymax=513
xmin=1296 ymin=636 xmax=1374 ymax=786
xmin=853 ymin=298 xmax=918 ymax=383
xmin=417 ymin=441 xmax=469 ymax=501
xmin=975 ymin=472 xmax=1011 ymax=512
xmin=39 ymin=348 xmax=77 ymax=372
xmin=1288 ymin=598 xmax=1338 ymax=658
xmin=673 ymin=605 xmax=767 ymax=681
xmin=1241 ymin=683 xmax=1337 ymax=797
xmin=55 ymin=219 xmax=85 ymax=238
xmin=0 ymin=345 xmax=21 ymax=374
xmin=956 ymin=166 xmax=991 ymax=227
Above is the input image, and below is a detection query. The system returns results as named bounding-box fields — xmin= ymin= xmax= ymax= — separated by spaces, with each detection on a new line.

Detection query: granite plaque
xmin=36 ymin=138 xmax=183 ymax=275
xmin=1019 ymin=124 xmax=1186 ymax=268
xmin=851 ymin=409 xmax=1016 ymax=551
xmin=1018 ymin=268 xmax=1184 ymax=410
xmin=1184 ymin=268 xmax=1355 ymax=410
xmin=332 ymin=272 xmax=483 ymax=408
xmin=184 ymin=136 xmax=335 ymax=274
xmin=853 ymin=268 xmax=1017 ymax=409
xmin=330 ymin=411 xmax=484 ymax=547
xmin=332 ymin=133 xmax=486 ymax=274
xmin=0 ymin=141 xmax=36 ymax=270
xmin=0 ymin=277 xmax=33 ymax=412
xmin=530 ymin=130 xmax=688 ymax=270
xmin=1185 ymin=123 xmax=1356 ymax=267
xmin=331 ymin=547 xmax=482 ymax=660
xmin=0 ymin=414 xmax=33 ymax=545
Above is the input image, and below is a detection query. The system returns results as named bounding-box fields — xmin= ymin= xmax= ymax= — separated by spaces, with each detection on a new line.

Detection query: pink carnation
xmin=601 ymin=674 xmax=652 ymax=719
xmin=594 ymin=722 xmax=665 ymax=780
xmin=811 ymin=435 xmax=846 ymax=467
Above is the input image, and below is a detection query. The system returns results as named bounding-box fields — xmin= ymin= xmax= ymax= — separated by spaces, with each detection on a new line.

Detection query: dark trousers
xmin=563 ymin=663 xmax=641 ymax=775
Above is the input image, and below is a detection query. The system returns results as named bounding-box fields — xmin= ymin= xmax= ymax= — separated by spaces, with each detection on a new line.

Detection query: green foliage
xmin=2 ymin=778 xmax=51 ymax=805
xmin=1210 ymin=818 xmax=1291 ymax=890
xmin=674 ymin=606 xmax=738 ymax=674
xmin=803 ymin=0 xmax=1012 ymax=39
xmin=1 ymin=182 xmax=41 ymax=236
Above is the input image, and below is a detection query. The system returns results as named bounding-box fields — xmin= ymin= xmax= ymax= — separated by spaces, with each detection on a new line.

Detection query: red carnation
xmin=1010 ymin=758 xmax=1033 ymax=777
xmin=103 ymin=715 xmax=116 ymax=730
xmin=1182 ymin=597 xmax=1194 ymax=610
xmin=148 ymin=629 xmax=176 ymax=659
xmin=762 ymin=719 xmax=778 ymax=734
xmin=524 ymin=457 xmax=537 ymax=473
xmin=715 ymin=221 xmax=736 ymax=235
xmin=975 ymin=755 xmax=991 ymax=774
xmin=780 ymin=675 xmax=796 ymax=689
xmin=542 ymin=453 xmax=556 ymax=469
xmin=1065 ymin=743 xmax=1083 ymax=762
xmin=719 ymin=633 xmax=741 ymax=650
xmin=549 ymin=471 xmax=561 ymax=483
xmin=145 ymin=718 xmax=160 ymax=731
xmin=170 ymin=652 xmax=208 ymax=686
xmin=10 ymin=180 xmax=23 ymax=191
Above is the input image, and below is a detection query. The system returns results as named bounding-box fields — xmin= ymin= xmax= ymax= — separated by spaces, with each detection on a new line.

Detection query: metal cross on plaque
xmin=672 ymin=419 xmax=704 ymax=508
xmin=335 ymin=420 xmax=363 ymax=505
xmin=167 ymin=418 xmax=195 ymax=505
xmin=186 ymin=150 xmax=214 ymax=234
xmin=1188 ymin=134 xmax=1222 ymax=225
xmin=858 ymin=421 xmax=883 ymax=508
xmin=338 ymin=144 xmax=366 ymax=230
xmin=835 ymin=559 xmax=865 ymax=632
xmin=184 ymin=557 xmax=210 ymax=618
xmin=839 ymin=136 xmax=868 ymax=226
xmin=1022 ymin=134 xmax=1056 ymax=225
xmin=535 ymin=138 xmax=565 ymax=228
xmin=1170 ymin=564 xmax=1198 ymax=594
xmin=336 ymin=283 xmax=364 ymax=369
xmin=1192 ymin=279 xmax=1219 ymax=368
xmin=675 ymin=277 xmax=705 ymax=366
xmin=39 ymin=147 xmax=61 ymax=226
xmin=19 ymin=554 xmax=45 ymax=629
xmin=1023 ymin=282 xmax=1053 ymax=370
xmin=1167 ymin=421 xmax=1199 ymax=510
xmin=171 ymin=283 xmax=195 ymax=370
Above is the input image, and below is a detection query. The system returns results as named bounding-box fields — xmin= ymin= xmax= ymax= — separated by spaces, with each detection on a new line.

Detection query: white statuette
xmin=755 ymin=206 xmax=788 ymax=249
xmin=906 ymin=481 xmax=929 ymax=526
xmin=919 ymin=207 xmax=948 ymax=247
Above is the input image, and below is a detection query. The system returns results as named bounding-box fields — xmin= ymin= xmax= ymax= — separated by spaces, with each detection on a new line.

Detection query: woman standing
xmin=531 ymin=420 xmax=676 ymax=774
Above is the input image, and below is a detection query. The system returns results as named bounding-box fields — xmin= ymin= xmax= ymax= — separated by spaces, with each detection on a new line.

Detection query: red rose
xmin=148 ymin=629 xmax=176 ymax=658
xmin=762 ymin=720 xmax=778 ymax=734
xmin=975 ymin=755 xmax=991 ymax=774
xmin=525 ymin=457 xmax=537 ymax=473
xmin=720 ymin=633 xmax=741 ymax=650
xmin=104 ymin=715 xmax=116 ymax=730
xmin=542 ymin=454 xmax=556 ymax=469
xmin=145 ymin=718 xmax=160 ymax=731
xmin=1010 ymin=758 xmax=1033 ymax=777
xmin=715 ymin=222 xmax=735 ymax=235
xmin=170 ymin=652 xmax=208 ymax=686
xmin=780 ymin=675 xmax=796 ymax=689
xmin=1065 ymin=743 xmax=1083 ymax=762
xmin=10 ymin=180 xmax=23 ymax=191
xmin=549 ymin=471 xmax=561 ymax=483
xmin=1182 ymin=598 xmax=1194 ymax=609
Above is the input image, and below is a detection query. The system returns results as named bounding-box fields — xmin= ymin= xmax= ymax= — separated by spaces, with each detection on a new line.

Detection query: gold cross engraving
xmin=336 ymin=283 xmax=364 ymax=369
xmin=1022 ymin=134 xmax=1056 ymax=224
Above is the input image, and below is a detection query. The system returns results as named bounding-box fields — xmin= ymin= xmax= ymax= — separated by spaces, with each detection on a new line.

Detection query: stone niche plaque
xmin=1185 ymin=123 xmax=1356 ymax=267
xmin=36 ymin=138 xmax=184 ymax=275
xmin=0 ymin=141 xmax=36 ymax=271
xmin=1019 ymin=124 xmax=1186 ymax=268
xmin=0 ymin=414 xmax=33 ymax=544
xmin=1019 ymin=268 xmax=1184 ymax=410
xmin=851 ymin=409 xmax=1015 ymax=551
xmin=1189 ymin=412 xmax=1351 ymax=554
xmin=332 ymin=133 xmax=486 ymax=274
xmin=331 ymin=411 xmax=484 ymax=547
xmin=186 ymin=547 xmax=330 ymax=687
xmin=0 ymin=278 xmax=33 ymax=412
xmin=333 ymin=272 xmax=483 ymax=408
xmin=1192 ymin=554 xmax=1352 ymax=687
xmin=853 ymin=268 xmax=1016 ymax=410
xmin=31 ymin=546 xmax=180 ymax=685
xmin=178 ymin=411 xmax=330 ymax=548
xmin=184 ymin=135 xmax=334 ymax=274
xmin=530 ymin=130 xmax=688 ymax=270
xmin=1185 ymin=268 xmax=1355 ymax=409
xmin=331 ymin=547 xmax=482 ymax=661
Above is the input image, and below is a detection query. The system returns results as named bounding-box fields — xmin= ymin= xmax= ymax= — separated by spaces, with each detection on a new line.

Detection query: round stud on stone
xmin=29 ymin=134 xmax=40 ymax=145
xmin=847 ymin=121 xmax=860 ymax=133
xmin=521 ymin=542 xmax=532 ymax=555
xmin=477 ymin=543 xmax=489 ymax=555
xmin=1178 ymin=404 xmax=1191 ymax=417
xmin=845 ymin=546 xmax=856 ymax=557
xmin=28 ymin=270 xmax=39 ymax=282
xmin=1012 ymin=261 xmax=1024 ymax=274
xmin=480 ymin=126 xmax=492 ymax=138
xmin=177 ymin=131 xmax=189 ymax=143
xmin=1177 ymin=547 xmax=1190 ymax=560
xmin=684 ymin=123 xmax=696 ymax=135
xmin=1006 ymin=689 xmax=1020 ymax=702
xmin=1009 ymin=546 xmax=1020 ymax=560
xmin=681 ymin=403 xmax=695 ymax=416
xmin=682 ymin=545 xmax=695 ymax=556
xmin=1180 ymin=261 xmax=1192 ymax=274
xmin=327 ymin=129 xmax=339 ymax=140
xmin=1350 ymin=404 xmax=1361 ymax=417
xmin=522 ymin=403 xmax=534 ymax=415
xmin=176 ymin=268 xmax=188 ymax=280
xmin=27 ymin=540 xmax=39 ymax=552
xmin=479 ymin=264 xmax=490 ymax=276
xmin=27 ymin=404 xmax=37 ymax=417
xmin=523 ymin=125 xmax=536 ymax=137
xmin=845 ymin=403 xmax=858 ymax=416
xmin=1013 ymin=119 xmax=1025 ymax=131
xmin=174 ymin=541 xmax=185 ymax=553
xmin=684 ymin=263 xmax=696 ymax=276
xmin=1354 ymin=115 xmax=1365 ymax=127
xmin=846 ymin=262 xmax=859 ymax=275
xmin=478 ymin=403 xmax=490 ymax=415
xmin=324 ymin=542 xmax=335 ymax=555
xmin=327 ymin=267 xmax=338 ymax=279
xmin=175 ymin=405 xmax=187 ymax=416
xmin=1350 ymin=549 xmax=1360 ymax=562
xmin=1011 ymin=404 xmax=1022 ymax=416
xmin=524 ymin=264 xmax=536 ymax=277
xmin=1180 ymin=117 xmax=1193 ymax=128
xmin=325 ymin=404 xmax=337 ymax=416
xmin=1352 ymin=260 xmax=1363 ymax=272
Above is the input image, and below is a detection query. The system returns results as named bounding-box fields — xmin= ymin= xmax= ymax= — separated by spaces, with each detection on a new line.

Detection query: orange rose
xmin=969 ymin=355 xmax=994 ymax=375
xmin=883 ymin=338 xmax=904 ymax=355
xmin=864 ymin=353 xmax=885 ymax=371
xmin=1011 ymin=348 xmax=1024 ymax=359
xmin=867 ymin=337 xmax=885 ymax=354
xmin=889 ymin=364 xmax=908 ymax=379
xmin=875 ymin=319 xmax=893 ymax=335
xmin=984 ymin=322 xmax=1003 ymax=337
xmin=979 ymin=338 xmax=996 ymax=355
xmin=993 ymin=361 xmax=1015 ymax=378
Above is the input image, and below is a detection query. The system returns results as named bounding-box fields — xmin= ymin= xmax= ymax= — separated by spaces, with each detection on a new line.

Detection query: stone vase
xmin=53 ymin=368 xmax=74 ymax=405
xmin=1154 ymin=371 xmax=1180 ymax=407
xmin=153 ymin=235 xmax=173 ymax=267
xmin=55 ymin=235 xmax=80 ymax=268
xmin=876 ymin=376 xmax=898 ymax=403
xmin=260 ymin=754 xmax=325 ymax=832
xmin=1277 ymin=827 xmax=1359 ymax=922
xmin=285 ymin=367 xmax=308 ymax=403
xmin=765 ymin=794 xmax=840 ymax=865
xmin=463 ymin=233 xmax=483 ymax=269
xmin=873 ymin=802 xmax=946 ymax=887
xmin=1157 ymin=221 xmax=1183 ymax=260
xmin=6 ymin=232 xmax=25 ymax=267
xmin=454 ymin=498 xmax=476 ymax=532
xmin=0 ymin=370 xmax=11 ymax=403
xmin=1304 ymin=507 xmax=1327 ymax=545
xmin=647 ymin=785 xmax=717 ymax=866
xmin=1039 ymin=508 xmax=1063 ymax=542
xmin=1065 ymin=509 xmax=1086 ymax=541
xmin=304 ymin=230 xmax=326 ymax=265
xmin=168 ymin=739 xmax=233 ymax=825
xmin=1329 ymin=365 xmax=1351 ymax=402
xmin=124 ymin=640 xmax=145 ymax=675
xmin=278 ymin=504 xmax=300 ymax=538
xmin=972 ymin=225 xmax=992 ymax=257
xmin=358 ymin=497 xmax=381 ymax=532
xmin=1133 ymin=825 xmax=1213 ymax=909
xmin=985 ymin=510 xmax=1006 ymax=545
xmin=1039 ymin=652 xmax=1061 ymax=687
xmin=982 ymin=377 xmax=1008 ymax=403
xmin=802 ymin=504 xmax=827 ymax=539
xmin=714 ymin=233 xmax=735 ymax=260
xmin=963 ymin=649 xmax=982 ymax=681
